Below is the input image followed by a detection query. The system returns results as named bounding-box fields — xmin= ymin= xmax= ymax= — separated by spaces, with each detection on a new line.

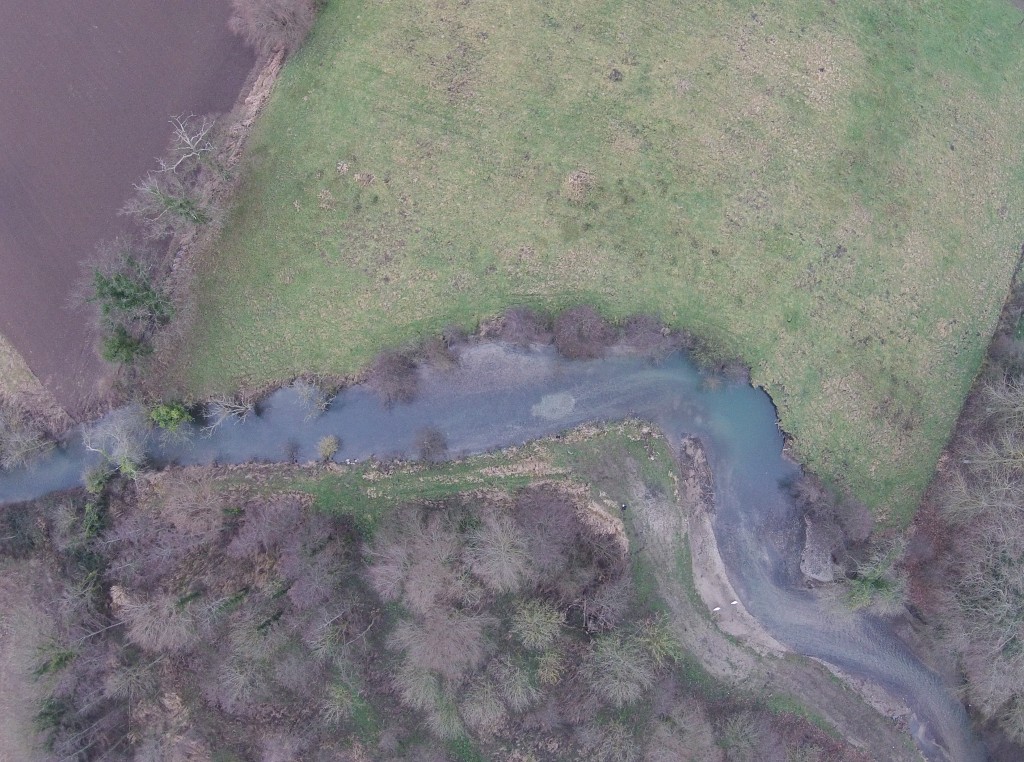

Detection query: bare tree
xmin=83 ymin=405 xmax=149 ymax=475
xmin=201 ymin=396 xmax=256 ymax=435
xmin=466 ymin=513 xmax=534 ymax=593
xmin=367 ymin=349 xmax=419 ymax=406
xmin=389 ymin=610 xmax=494 ymax=680
xmin=584 ymin=634 xmax=656 ymax=708
xmin=122 ymin=171 xmax=213 ymax=238
xmin=158 ymin=114 xmax=217 ymax=175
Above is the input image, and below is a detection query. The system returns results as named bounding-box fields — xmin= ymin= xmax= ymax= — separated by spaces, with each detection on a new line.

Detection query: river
xmin=0 ymin=342 xmax=986 ymax=761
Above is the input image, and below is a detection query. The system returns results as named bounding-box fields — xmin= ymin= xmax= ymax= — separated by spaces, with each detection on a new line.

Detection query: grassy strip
xmin=182 ymin=0 xmax=1024 ymax=522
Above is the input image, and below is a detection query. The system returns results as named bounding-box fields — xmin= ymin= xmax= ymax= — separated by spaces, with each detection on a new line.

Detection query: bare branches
xmin=466 ymin=513 xmax=534 ymax=594
xmin=201 ymin=396 xmax=255 ymax=436
xmin=122 ymin=171 xmax=213 ymax=239
xmin=82 ymin=405 xmax=148 ymax=475
xmin=0 ymin=401 xmax=52 ymax=470
xmin=157 ymin=114 xmax=216 ymax=175
xmin=228 ymin=0 xmax=318 ymax=57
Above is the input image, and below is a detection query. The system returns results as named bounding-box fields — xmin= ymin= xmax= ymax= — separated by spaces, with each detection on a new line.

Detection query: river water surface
xmin=0 ymin=343 xmax=985 ymax=761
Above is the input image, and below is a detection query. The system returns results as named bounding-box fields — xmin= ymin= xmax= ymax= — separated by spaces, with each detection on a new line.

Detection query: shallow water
xmin=0 ymin=343 xmax=985 ymax=761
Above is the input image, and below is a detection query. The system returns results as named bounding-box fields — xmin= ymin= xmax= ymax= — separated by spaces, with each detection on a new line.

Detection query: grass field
xmin=181 ymin=0 xmax=1024 ymax=520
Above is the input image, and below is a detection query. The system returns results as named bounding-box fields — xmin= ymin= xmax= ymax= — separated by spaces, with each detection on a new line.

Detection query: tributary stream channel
xmin=0 ymin=343 xmax=986 ymax=761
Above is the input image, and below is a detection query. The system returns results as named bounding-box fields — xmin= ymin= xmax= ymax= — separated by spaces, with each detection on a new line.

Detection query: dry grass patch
xmin=0 ymin=562 xmax=55 ymax=762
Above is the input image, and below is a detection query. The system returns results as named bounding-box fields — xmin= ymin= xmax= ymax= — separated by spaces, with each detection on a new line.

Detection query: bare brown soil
xmin=0 ymin=0 xmax=253 ymax=417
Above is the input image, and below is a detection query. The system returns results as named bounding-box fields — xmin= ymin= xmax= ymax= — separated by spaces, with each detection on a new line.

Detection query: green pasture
xmin=183 ymin=0 xmax=1024 ymax=522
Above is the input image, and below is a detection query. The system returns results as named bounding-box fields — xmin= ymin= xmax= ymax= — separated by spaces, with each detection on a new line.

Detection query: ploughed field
xmin=0 ymin=0 xmax=253 ymax=415
xmin=183 ymin=0 xmax=1024 ymax=522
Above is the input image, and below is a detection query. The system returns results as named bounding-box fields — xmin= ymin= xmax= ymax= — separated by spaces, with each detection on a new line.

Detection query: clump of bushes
xmin=317 ymin=434 xmax=341 ymax=461
xmin=21 ymin=447 xmax=871 ymax=761
xmin=149 ymin=401 xmax=193 ymax=432
xmin=364 ymin=488 xmax=666 ymax=748
xmin=228 ymin=0 xmax=320 ymax=56
xmin=87 ymin=238 xmax=173 ymax=365
xmin=553 ymin=305 xmax=617 ymax=359
xmin=366 ymin=348 xmax=420 ymax=406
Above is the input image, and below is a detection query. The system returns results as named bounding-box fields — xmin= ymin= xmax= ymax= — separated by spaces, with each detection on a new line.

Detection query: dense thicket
xmin=228 ymin=0 xmax=320 ymax=56
xmin=908 ymin=281 xmax=1024 ymax=746
xmin=16 ymin=463 xmax=868 ymax=760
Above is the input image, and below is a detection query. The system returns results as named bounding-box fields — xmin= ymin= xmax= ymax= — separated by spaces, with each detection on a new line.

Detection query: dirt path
xmin=0 ymin=0 xmax=253 ymax=417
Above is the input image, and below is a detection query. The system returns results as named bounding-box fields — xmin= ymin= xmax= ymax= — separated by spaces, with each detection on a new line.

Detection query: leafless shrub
xmin=293 ymin=378 xmax=330 ymax=418
xmin=210 ymin=656 xmax=265 ymax=715
xmin=416 ymin=427 xmax=449 ymax=462
xmin=511 ymin=600 xmax=564 ymax=651
xmin=367 ymin=509 xmax=461 ymax=614
xmin=584 ymin=634 xmax=656 ymax=708
xmin=421 ymin=336 xmax=458 ymax=371
xmin=393 ymin=661 xmax=440 ymax=711
xmin=122 ymin=171 xmax=214 ymax=238
xmin=0 ymin=402 xmax=52 ymax=470
xmin=366 ymin=541 xmax=411 ymax=603
xmin=390 ymin=610 xmax=494 ymax=680
xmin=487 ymin=306 xmax=552 ymax=346
xmin=522 ymin=698 xmax=564 ymax=732
xmin=154 ymin=469 xmax=224 ymax=544
xmin=495 ymin=659 xmax=540 ymax=712
xmin=618 ymin=314 xmax=680 ymax=360
xmin=273 ymin=647 xmax=324 ymax=693
xmin=228 ymin=0 xmax=318 ymax=57
xmin=201 ymin=396 xmax=255 ymax=435
xmin=460 ymin=679 xmax=507 ymax=734
xmin=577 ymin=721 xmax=641 ymax=762
xmin=119 ymin=590 xmax=207 ymax=653
xmin=258 ymin=732 xmax=309 ymax=762
xmin=514 ymin=485 xmax=579 ymax=572
xmin=588 ymin=576 xmax=634 ymax=631
xmin=554 ymin=305 xmax=618 ymax=360
xmin=981 ymin=376 xmax=1024 ymax=428
xmin=317 ymin=434 xmax=341 ymax=461
xmin=426 ymin=694 xmax=465 ymax=740
xmin=282 ymin=553 xmax=338 ymax=610
xmin=644 ymin=698 xmax=720 ymax=762
xmin=320 ymin=679 xmax=358 ymax=724
xmin=403 ymin=555 xmax=460 ymax=616
xmin=367 ymin=349 xmax=419 ymax=406
xmin=226 ymin=496 xmax=304 ymax=557
xmin=466 ymin=513 xmax=533 ymax=593
xmin=102 ymin=657 xmax=161 ymax=702
xmin=83 ymin=404 xmax=149 ymax=474
xmin=441 ymin=324 xmax=469 ymax=348
xmin=717 ymin=711 xmax=764 ymax=762
xmin=790 ymin=474 xmax=874 ymax=548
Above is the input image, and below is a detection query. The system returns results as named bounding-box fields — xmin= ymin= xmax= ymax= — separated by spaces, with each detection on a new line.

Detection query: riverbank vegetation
xmin=906 ymin=273 xmax=1024 ymax=751
xmin=3 ymin=425 xmax=871 ymax=760
xmin=177 ymin=0 xmax=1024 ymax=523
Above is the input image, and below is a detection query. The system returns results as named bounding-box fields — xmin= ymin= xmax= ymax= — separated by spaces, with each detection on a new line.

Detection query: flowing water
xmin=0 ymin=343 xmax=985 ymax=760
